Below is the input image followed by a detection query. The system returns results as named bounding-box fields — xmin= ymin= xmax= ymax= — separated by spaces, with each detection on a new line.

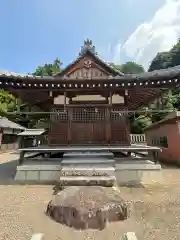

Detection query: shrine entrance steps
xmin=59 ymin=151 xmax=116 ymax=187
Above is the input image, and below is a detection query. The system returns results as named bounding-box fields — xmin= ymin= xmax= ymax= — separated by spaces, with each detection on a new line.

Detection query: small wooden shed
xmin=0 ymin=117 xmax=25 ymax=150
xmin=145 ymin=111 xmax=180 ymax=164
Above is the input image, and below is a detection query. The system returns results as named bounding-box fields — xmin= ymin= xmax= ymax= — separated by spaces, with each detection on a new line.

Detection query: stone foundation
xmin=115 ymin=160 xmax=162 ymax=185
xmin=15 ymin=160 xmax=162 ymax=185
xmin=15 ymin=162 xmax=62 ymax=183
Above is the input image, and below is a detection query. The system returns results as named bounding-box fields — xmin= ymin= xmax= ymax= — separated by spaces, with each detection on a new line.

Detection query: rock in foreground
xmin=46 ymin=186 xmax=129 ymax=230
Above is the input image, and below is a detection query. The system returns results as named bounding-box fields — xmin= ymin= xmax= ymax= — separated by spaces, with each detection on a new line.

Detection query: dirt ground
xmin=1 ymin=152 xmax=180 ymax=240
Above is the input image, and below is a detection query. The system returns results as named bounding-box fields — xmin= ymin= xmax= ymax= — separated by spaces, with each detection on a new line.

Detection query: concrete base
xmin=115 ymin=160 xmax=162 ymax=185
xmin=15 ymin=160 xmax=162 ymax=185
xmin=15 ymin=161 xmax=62 ymax=183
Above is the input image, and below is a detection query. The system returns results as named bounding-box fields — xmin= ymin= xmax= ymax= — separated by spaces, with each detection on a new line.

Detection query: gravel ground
xmin=1 ymin=153 xmax=180 ymax=240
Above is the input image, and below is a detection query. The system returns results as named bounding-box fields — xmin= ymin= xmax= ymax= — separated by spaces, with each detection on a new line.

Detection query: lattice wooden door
xmin=49 ymin=108 xmax=69 ymax=145
xmin=110 ymin=108 xmax=130 ymax=145
xmin=71 ymin=107 xmax=106 ymax=145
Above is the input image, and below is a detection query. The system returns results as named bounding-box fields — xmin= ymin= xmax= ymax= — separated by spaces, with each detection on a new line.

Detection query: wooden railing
xmin=130 ymin=134 xmax=146 ymax=145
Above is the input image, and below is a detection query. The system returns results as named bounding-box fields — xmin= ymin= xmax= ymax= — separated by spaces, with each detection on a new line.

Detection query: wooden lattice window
xmin=51 ymin=108 xmax=68 ymax=121
xmin=72 ymin=107 xmax=105 ymax=121
xmin=110 ymin=108 xmax=126 ymax=121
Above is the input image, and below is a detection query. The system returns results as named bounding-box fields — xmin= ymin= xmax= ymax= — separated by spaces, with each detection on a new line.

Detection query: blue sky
xmin=0 ymin=0 xmax=178 ymax=73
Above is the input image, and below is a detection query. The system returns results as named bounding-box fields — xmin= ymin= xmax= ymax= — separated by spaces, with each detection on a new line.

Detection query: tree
xmin=27 ymin=58 xmax=63 ymax=127
xmin=109 ymin=61 xmax=145 ymax=74
xmin=148 ymin=38 xmax=180 ymax=122
xmin=0 ymin=90 xmax=17 ymax=113
xmin=149 ymin=91 xmax=177 ymax=122
xmin=110 ymin=62 xmax=146 ymax=133
xmin=120 ymin=61 xmax=145 ymax=74
xmin=130 ymin=115 xmax=152 ymax=134
xmin=33 ymin=58 xmax=62 ymax=76
xmin=149 ymin=38 xmax=180 ymax=71
xmin=109 ymin=63 xmax=122 ymax=72
xmin=110 ymin=62 xmax=147 ymax=133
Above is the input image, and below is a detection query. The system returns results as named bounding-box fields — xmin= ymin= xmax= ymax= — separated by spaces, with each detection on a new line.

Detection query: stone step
xmin=61 ymin=159 xmax=115 ymax=165
xmin=59 ymin=176 xmax=115 ymax=187
xmin=61 ymin=166 xmax=115 ymax=176
xmin=63 ymin=151 xmax=114 ymax=159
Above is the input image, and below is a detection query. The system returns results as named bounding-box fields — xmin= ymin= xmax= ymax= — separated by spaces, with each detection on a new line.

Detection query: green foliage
xmin=109 ymin=63 xmax=122 ymax=72
xmin=149 ymin=38 xmax=180 ymax=71
xmin=130 ymin=115 xmax=152 ymax=134
xmin=148 ymin=52 xmax=172 ymax=71
xmin=33 ymin=58 xmax=62 ymax=76
xmin=0 ymin=90 xmax=16 ymax=113
xmin=110 ymin=62 xmax=146 ymax=133
xmin=109 ymin=61 xmax=145 ymax=74
xmin=120 ymin=61 xmax=145 ymax=74
xmin=149 ymin=91 xmax=177 ymax=122
xmin=147 ymin=38 xmax=180 ymax=125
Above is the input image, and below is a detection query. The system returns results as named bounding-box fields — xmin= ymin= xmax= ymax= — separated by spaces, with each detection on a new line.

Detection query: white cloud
xmin=98 ymin=42 xmax=121 ymax=64
xmin=122 ymin=0 xmax=180 ymax=69
xmin=112 ymin=42 xmax=122 ymax=64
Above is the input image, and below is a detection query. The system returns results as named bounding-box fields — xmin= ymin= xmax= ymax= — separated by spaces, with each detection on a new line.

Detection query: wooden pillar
xmin=124 ymin=90 xmax=131 ymax=145
xmin=124 ymin=90 xmax=128 ymax=107
xmin=64 ymin=91 xmax=67 ymax=110
xmin=109 ymin=92 xmax=112 ymax=105
xmin=65 ymin=92 xmax=71 ymax=145
xmin=105 ymin=92 xmax=112 ymax=145
xmin=69 ymin=97 xmax=72 ymax=104
xmin=106 ymin=107 xmax=111 ymax=145
xmin=67 ymin=108 xmax=72 ymax=145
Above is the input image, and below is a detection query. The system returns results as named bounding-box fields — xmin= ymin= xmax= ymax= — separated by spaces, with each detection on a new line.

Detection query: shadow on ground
xmin=0 ymin=159 xmax=18 ymax=185
xmin=10 ymin=151 xmax=20 ymax=155
xmin=161 ymin=162 xmax=180 ymax=169
xmin=119 ymin=183 xmax=145 ymax=188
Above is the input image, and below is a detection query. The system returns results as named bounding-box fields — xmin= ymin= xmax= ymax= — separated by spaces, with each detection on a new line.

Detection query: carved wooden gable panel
xmin=66 ymin=57 xmax=109 ymax=78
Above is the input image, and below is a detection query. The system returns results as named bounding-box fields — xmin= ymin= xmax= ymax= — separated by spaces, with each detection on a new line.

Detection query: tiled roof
xmin=0 ymin=70 xmax=50 ymax=79
xmin=0 ymin=65 xmax=180 ymax=81
xmin=53 ymin=49 xmax=124 ymax=77
xmin=0 ymin=117 xmax=25 ymax=130
xmin=18 ymin=129 xmax=45 ymax=136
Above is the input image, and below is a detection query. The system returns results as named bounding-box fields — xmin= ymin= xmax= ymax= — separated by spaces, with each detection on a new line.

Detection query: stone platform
xmin=15 ymin=151 xmax=116 ymax=186
xmin=15 ymin=160 xmax=62 ymax=183
xmin=115 ymin=160 xmax=162 ymax=185
xmin=15 ymin=154 xmax=162 ymax=185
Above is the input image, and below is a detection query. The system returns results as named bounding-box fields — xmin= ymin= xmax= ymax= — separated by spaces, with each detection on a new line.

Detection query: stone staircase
xmin=59 ymin=151 xmax=116 ymax=186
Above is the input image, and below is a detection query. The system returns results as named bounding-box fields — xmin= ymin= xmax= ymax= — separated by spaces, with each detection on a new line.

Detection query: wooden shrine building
xmin=2 ymin=39 xmax=180 ymax=184
xmin=1 ymin=39 xmax=180 ymax=148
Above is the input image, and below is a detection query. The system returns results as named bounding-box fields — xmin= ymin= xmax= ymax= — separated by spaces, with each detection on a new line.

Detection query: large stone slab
xmin=46 ymin=186 xmax=129 ymax=230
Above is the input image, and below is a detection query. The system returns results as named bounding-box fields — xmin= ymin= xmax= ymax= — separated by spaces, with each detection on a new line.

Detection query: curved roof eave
xmin=0 ymin=65 xmax=180 ymax=82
